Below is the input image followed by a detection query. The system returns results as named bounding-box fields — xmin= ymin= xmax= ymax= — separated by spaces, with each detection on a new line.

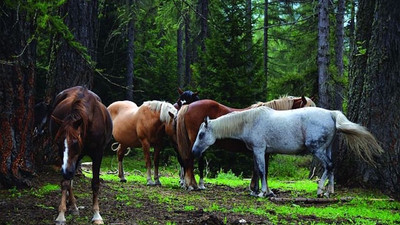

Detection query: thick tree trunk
xmin=51 ymin=0 xmax=98 ymax=96
xmin=126 ymin=0 xmax=134 ymax=101
xmin=0 ymin=2 xmax=36 ymax=188
xmin=38 ymin=0 xmax=99 ymax=166
xmin=317 ymin=0 xmax=330 ymax=109
xmin=336 ymin=0 xmax=400 ymax=200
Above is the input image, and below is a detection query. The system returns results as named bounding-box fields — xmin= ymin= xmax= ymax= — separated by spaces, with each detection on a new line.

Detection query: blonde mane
xmin=211 ymin=107 xmax=269 ymax=139
xmin=142 ymin=100 xmax=177 ymax=124
xmin=250 ymin=95 xmax=295 ymax=110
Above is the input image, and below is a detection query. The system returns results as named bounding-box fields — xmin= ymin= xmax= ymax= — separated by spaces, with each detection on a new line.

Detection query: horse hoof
xmin=147 ymin=181 xmax=156 ymax=186
xmin=120 ymin=178 xmax=127 ymax=183
xmin=55 ymin=221 xmax=66 ymax=225
xmin=317 ymin=193 xmax=324 ymax=198
xmin=198 ymin=184 xmax=206 ymax=190
xmin=92 ymin=220 xmax=104 ymax=225
xmin=250 ymin=191 xmax=259 ymax=197
xmin=323 ymin=192 xmax=330 ymax=198
xmin=187 ymin=186 xmax=195 ymax=191
xmin=266 ymin=191 xmax=276 ymax=198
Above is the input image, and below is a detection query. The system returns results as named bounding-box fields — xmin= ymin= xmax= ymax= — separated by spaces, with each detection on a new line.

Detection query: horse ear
xmin=204 ymin=116 xmax=209 ymax=127
xmin=301 ymin=95 xmax=307 ymax=105
xmin=168 ymin=111 xmax=175 ymax=120
xmin=178 ymin=88 xmax=183 ymax=95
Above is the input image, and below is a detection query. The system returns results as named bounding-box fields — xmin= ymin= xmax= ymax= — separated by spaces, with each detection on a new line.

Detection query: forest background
xmin=1 ymin=0 xmax=399 ymax=200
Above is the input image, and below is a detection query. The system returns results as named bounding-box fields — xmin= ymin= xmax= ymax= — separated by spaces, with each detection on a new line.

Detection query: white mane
xmin=142 ymin=100 xmax=177 ymax=124
xmin=211 ymin=107 xmax=271 ymax=139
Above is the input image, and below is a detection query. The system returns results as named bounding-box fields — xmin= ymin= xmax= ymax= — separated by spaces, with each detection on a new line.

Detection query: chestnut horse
xmin=107 ymin=100 xmax=178 ymax=185
xmin=177 ymin=96 xmax=315 ymax=191
xmin=50 ymin=86 xmax=112 ymax=224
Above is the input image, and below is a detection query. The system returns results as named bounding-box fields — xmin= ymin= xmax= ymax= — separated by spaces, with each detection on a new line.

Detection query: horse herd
xmin=39 ymin=86 xmax=383 ymax=224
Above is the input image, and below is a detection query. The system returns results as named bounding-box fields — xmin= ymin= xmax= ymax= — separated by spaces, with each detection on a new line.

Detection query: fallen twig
xmin=269 ymin=197 xmax=354 ymax=204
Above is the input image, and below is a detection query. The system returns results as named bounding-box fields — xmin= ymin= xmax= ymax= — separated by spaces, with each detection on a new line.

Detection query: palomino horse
xmin=107 ymin=100 xmax=178 ymax=185
xmin=50 ymin=86 xmax=112 ymax=224
xmin=192 ymin=106 xmax=383 ymax=197
xmin=177 ymin=96 xmax=315 ymax=190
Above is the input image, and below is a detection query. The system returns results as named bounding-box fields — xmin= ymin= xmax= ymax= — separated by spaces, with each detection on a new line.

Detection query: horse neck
xmin=211 ymin=110 xmax=253 ymax=140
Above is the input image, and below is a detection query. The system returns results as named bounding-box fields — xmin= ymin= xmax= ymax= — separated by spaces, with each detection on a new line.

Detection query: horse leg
xmin=253 ymin=147 xmax=273 ymax=197
xmin=117 ymin=144 xmax=128 ymax=182
xmin=55 ymin=179 xmax=70 ymax=224
xmin=153 ymin=145 xmax=162 ymax=186
xmin=314 ymin=149 xmax=333 ymax=198
xmin=249 ymin=165 xmax=260 ymax=196
xmin=326 ymin=146 xmax=334 ymax=196
xmin=141 ymin=140 xmax=155 ymax=186
xmin=184 ymin=157 xmax=198 ymax=191
xmin=91 ymin=157 xmax=104 ymax=224
xmin=67 ymin=180 xmax=79 ymax=215
xmin=198 ymin=156 xmax=206 ymax=190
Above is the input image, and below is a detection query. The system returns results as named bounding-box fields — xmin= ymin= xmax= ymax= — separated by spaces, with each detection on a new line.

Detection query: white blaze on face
xmin=62 ymin=138 xmax=69 ymax=173
xmin=180 ymin=99 xmax=187 ymax=105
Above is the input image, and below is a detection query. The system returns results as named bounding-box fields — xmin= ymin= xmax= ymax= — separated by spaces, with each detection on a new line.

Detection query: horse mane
xmin=142 ymin=100 xmax=177 ymax=124
xmin=250 ymin=95 xmax=295 ymax=110
xmin=176 ymin=105 xmax=191 ymax=159
xmin=211 ymin=107 xmax=269 ymax=139
xmin=54 ymin=89 xmax=91 ymax=148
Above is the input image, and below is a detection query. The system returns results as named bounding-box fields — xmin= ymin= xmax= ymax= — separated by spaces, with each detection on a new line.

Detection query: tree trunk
xmin=184 ymin=9 xmax=191 ymax=86
xmin=39 ymin=0 xmax=99 ymax=166
xmin=336 ymin=0 xmax=400 ymax=200
xmin=0 ymin=2 xmax=36 ymax=188
xmin=52 ymin=0 xmax=98 ymax=96
xmin=263 ymin=0 xmax=269 ymax=96
xmin=245 ymin=0 xmax=253 ymax=73
xmin=178 ymin=21 xmax=184 ymax=88
xmin=317 ymin=0 xmax=330 ymax=109
xmin=334 ymin=0 xmax=345 ymax=111
xmin=126 ymin=0 xmax=134 ymax=101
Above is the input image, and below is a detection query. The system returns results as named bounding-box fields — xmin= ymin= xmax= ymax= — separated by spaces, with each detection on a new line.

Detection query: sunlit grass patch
xmin=31 ymin=183 xmax=59 ymax=198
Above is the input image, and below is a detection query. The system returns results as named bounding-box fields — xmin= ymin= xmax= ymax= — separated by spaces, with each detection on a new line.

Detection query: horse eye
xmin=199 ymin=132 xmax=204 ymax=139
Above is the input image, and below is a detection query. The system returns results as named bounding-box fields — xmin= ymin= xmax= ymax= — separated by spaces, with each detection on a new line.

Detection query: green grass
xmin=80 ymin=154 xmax=400 ymax=224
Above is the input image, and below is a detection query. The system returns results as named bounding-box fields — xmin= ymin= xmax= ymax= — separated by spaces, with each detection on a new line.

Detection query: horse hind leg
xmin=91 ymin=157 xmax=104 ymax=224
xmin=153 ymin=145 xmax=162 ymax=186
xmin=117 ymin=144 xmax=128 ymax=182
xmin=314 ymin=148 xmax=334 ymax=198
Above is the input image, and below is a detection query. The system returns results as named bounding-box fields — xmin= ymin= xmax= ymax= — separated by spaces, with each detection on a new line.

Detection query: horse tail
xmin=177 ymin=105 xmax=191 ymax=160
xmin=331 ymin=111 xmax=384 ymax=165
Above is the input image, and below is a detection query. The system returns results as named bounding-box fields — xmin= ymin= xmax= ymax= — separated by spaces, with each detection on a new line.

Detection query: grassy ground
xmin=1 ymin=150 xmax=399 ymax=224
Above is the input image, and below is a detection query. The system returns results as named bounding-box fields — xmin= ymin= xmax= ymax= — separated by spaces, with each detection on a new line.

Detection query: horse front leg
xmin=253 ymin=148 xmax=274 ymax=197
xmin=67 ymin=180 xmax=79 ymax=215
xmin=91 ymin=158 xmax=103 ymax=224
xmin=249 ymin=153 xmax=270 ymax=196
xmin=117 ymin=144 xmax=128 ymax=182
xmin=184 ymin=157 xmax=198 ymax=191
xmin=153 ymin=145 xmax=162 ymax=186
xmin=141 ymin=140 xmax=154 ymax=186
xmin=55 ymin=179 xmax=70 ymax=224
xmin=198 ymin=156 xmax=206 ymax=190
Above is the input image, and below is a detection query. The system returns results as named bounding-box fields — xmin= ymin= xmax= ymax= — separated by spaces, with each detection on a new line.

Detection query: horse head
xmin=192 ymin=116 xmax=216 ymax=158
xmin=175 ymin=88 xmax=199 ymax=109
xmin=291 ymin=95 xmax=316 ymax=109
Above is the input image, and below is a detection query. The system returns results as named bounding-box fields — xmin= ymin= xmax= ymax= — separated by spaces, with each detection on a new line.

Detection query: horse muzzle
xmin=62 ymin=166 xmax=76 ymax=180
xmin=192 ymin=147 xmax=202 ymax=158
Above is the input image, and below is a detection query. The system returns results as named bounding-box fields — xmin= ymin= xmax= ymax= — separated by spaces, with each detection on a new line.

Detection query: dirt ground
xmin=0 ymin=166 xmax=349 ymax=225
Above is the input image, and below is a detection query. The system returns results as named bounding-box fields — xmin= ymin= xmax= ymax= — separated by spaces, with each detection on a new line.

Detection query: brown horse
xmin=50 ymin=86 xmax=112 ymax=224
xmin=107 ymin=100 xmax=177 ymax=185
xmin=177 ymin=96 xmax=315 ymax=191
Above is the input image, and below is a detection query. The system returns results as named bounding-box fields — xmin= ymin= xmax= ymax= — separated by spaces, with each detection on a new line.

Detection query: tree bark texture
xmin=177 ymin=22 xmax=184 ymax=88
xmin=0 ymin=2 xmax=36 ymax=187
xmin=184 ymin=9 xmax=191 ymax=87
xmin=52 ymin=0 xmax=98 ymax=97
xmin=336 ymin=0 xmax=400 ymax=200
xmin=317 ymin=0 xmax=330 ymax=109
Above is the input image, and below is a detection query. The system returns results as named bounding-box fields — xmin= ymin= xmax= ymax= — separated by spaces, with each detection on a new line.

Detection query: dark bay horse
xmin=174 ymin=88 xmax=199 ymax=109
xmin=50 ymin=86 xmax=112 ymax=224
xmin=177 ymin=96 xmax=315 ymax=191
xmin=107 ymin=100 xmax=177 ymax=185
xmin=192 ymin=106 xmax=383 ymax=197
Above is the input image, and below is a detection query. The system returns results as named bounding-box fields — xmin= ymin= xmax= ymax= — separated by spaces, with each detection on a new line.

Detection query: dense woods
xmin=0 ymin=0 xmax=399 ymax=200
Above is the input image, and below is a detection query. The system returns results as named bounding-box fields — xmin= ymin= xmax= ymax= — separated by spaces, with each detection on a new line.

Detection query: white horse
xmin=192 ymin=106 xmax=383 ymax=197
